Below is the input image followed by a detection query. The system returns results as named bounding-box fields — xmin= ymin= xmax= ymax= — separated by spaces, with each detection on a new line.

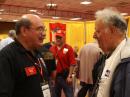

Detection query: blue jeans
xmin=49 ymin=79 xmax=56 ymax=97
xmin=54 ymin=76 xmax=73 ymax=97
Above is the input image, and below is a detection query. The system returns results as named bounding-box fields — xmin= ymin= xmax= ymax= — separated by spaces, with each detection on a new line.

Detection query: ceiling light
xmin=80 ymin=0 xmax=92 ymax=5
xmin=29 ymin=9 xmax=37 ymax=12
xmin=52 ymin=16 xmax=60 ymax=19
xmin=70 ymin=17 xmax=82 ymax=21
xmin=29 ymin=10 xmax=44 ymax=15
xmin=0 ymin=9 xmax=4 ymax=12
xmin=121 ymin=13 xmax=128 ymax=16
xmin=46 ymin=3 xmax=57 ymax=10
xmin=46 ymin=3 xmax=57 ymax=7
xmin=13 ymin=19 xmax=18 ymax=22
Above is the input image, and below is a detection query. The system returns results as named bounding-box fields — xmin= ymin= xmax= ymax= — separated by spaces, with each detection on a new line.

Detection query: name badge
xmin=41 ymin=83 xmax=51 ymax=97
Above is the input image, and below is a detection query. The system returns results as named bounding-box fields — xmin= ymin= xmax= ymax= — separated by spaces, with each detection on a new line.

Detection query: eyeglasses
xmin=29 ymin=26 xmax=47 ymax=33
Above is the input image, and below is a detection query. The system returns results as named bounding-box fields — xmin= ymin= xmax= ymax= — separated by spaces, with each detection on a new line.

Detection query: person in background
xmin=77 ymin=42 xmax=102 ymax=97
xmin=73 ymin=45 xmax=79 ymax=58
xmin=92 ymin=7 xmax=130 ymax=97
xmin=39 ymin=42 xmax=56 ymax=78
xmin=0 ymin=14 xmax=49 ymax=97
xmin=50 ymin=30 xmax=76 ymax=97
xmin=0 ymin=29 xmax=16 ymax=50
xmin=39 ymin=42 xmax=56 ymax=97
xmin=72 ymin=45 xmax=79 ymax=78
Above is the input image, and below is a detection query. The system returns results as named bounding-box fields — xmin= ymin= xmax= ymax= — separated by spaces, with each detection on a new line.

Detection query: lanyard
xmin=25 ymin=51 xmax=44 ymax=79
xmin=35 ymin=58 xmax=44 ymax=78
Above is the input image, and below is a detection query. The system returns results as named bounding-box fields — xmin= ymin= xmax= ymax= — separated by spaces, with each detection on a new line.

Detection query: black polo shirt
xmin=0 ymin=40 xmax=46 ymax=97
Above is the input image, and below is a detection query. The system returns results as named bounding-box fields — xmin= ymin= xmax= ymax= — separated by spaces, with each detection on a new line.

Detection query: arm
xmin=66 ymin=47 xmax=77 ymax=84
xmin=124 ymin=62 xmax=130 ymax=97
xmin=66 ymin=65 xmax=75 ymax=85
xmin=68 ymin=65 xmax=75 ymax=78
xmin=0 ymin=52 xmax=14 ymax=97
xmin=111 ymin=61 xmax=130 ymax=97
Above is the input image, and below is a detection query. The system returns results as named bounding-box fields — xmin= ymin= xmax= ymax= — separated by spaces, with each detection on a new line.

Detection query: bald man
xmin=0 ymin=14 xmax=50 ymax=97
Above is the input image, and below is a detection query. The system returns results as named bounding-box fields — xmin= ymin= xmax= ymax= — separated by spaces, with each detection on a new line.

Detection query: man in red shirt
xmin=50 ymin=30 xmax=76 ymax=97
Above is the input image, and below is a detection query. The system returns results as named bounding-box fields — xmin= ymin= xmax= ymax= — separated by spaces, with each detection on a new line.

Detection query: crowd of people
xmin=0 ymin=7 xmax=130 ymax=97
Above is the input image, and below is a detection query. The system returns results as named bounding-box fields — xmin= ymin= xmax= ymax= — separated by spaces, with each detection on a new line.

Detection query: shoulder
xmin=121 ymin=57 xmax=130 ymax=72
xmin=112 ymin=57 xmax=130 ymax=84
xmin=115 ymin=57 xmax=130 ymax=73
xmin=0 ymin=42 xmax=17 ymax=58
xmin=64 ymin=44 xmax=73 ymax=50
xmin=49 ymin=45 xmax=56 ymax=52
xmin=110 ymin=57 xmax=130 ymax=97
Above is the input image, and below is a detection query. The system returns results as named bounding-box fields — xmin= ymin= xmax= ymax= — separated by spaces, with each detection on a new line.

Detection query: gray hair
xmin=95 ymin=7 xmax=127 ymax=33
xmin=8 ymin=30 xmax=16 ymax=38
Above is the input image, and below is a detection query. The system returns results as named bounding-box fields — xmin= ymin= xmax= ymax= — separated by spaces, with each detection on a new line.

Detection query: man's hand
xmin=66 ymin=75 xmax=72 ymax=85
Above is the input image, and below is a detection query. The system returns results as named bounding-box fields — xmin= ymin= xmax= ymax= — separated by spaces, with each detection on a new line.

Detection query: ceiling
xmin=0 ymin=0 xmax=130 ymax=22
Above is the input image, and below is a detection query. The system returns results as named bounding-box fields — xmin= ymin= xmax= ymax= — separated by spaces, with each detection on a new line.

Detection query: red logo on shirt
xmin=25 ymin=66 xmax=37 ymax=76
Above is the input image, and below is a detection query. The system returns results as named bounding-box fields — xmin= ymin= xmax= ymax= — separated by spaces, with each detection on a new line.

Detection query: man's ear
xmin=109 ymin=25 xmax=117 ymax=34
xmin=20 ymin=26 xmax=27 ymax=36
xmin=109 ymin=25 xmax=123 ymax=37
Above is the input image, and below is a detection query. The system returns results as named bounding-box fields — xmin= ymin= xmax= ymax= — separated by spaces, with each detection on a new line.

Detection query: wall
xmin=0 ymin=17 xmax=130 ymax=51
xmin=43 ymin=19 xmax=85 ymax=50
xmin=0 ymin=22 xmax=15 ymax=39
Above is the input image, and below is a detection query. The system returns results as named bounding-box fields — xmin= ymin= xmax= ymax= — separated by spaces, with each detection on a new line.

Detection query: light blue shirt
xmin=0 ymin=37 xmax=14 ymax=50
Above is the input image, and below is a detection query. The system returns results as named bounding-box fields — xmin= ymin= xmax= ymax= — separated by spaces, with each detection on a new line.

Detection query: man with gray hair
xmin=0 ymin=29 xmax=16 ymax=50
xmin=92 ymin=7 xmax=130 ymax=97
